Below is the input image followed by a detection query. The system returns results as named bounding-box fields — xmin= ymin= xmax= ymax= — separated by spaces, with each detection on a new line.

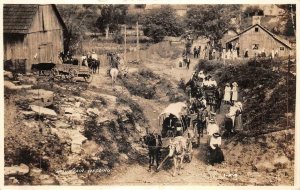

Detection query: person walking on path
xmin=231 ymin=82 xmax=238 ymax=104
xmin=234 ymin=102 xmax=243 ymax=132
xmin=207 ymin=132 xmax=224 ymax=166
xmin=223 ymin=83 xmax=231 ymax=104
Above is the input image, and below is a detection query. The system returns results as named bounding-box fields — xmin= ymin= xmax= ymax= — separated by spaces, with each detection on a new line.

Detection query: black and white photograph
xmin=2 ymin=2 xmax=298 ymax=187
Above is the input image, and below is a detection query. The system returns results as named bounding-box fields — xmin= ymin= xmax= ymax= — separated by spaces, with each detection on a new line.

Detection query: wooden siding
xmin=4 ymin=5 xmax=64 ymax=72
xmin=233 ymin=26 xmax=291 ymax=57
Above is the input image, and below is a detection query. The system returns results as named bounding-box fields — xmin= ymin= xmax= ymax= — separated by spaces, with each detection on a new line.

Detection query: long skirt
xmin=234 ymin=114 xmax=243 ymax=131
xmin=223 ymin=92 xmax=231 ymax=102
xmin=208 ymin=147 xmax=224 ymax=165
xmin=224 ymin=117 xmax=233 ymax=132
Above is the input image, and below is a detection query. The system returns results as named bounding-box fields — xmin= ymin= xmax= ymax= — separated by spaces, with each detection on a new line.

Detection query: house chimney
xmin=252 ymin=16 xmax=261 ymax=25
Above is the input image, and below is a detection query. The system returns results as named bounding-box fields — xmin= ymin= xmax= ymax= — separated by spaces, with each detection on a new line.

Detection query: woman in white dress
xmin=231 ymin=82 xmax=238 ymax=103
xmin=223 ymin=83 xmax=231 ymax=104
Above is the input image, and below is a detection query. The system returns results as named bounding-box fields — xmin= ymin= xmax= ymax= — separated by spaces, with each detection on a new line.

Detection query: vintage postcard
xmin=1 ymin=1 xmax=299 ymax=189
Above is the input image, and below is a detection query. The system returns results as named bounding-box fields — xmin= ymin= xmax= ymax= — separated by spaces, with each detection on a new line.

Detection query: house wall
xmin=233 ymin=26 xmax=291 ymax=57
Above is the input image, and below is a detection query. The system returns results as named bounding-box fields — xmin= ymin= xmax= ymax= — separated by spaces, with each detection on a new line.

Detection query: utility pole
xmin=136 ymin=21 xmax=140 ymax=60
xmin=124 ymin=25 xmax=127 ymax=64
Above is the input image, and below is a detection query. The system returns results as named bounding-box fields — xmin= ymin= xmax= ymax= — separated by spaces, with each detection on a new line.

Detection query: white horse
xmin=110 ymin=68 xmax=119 ymax=86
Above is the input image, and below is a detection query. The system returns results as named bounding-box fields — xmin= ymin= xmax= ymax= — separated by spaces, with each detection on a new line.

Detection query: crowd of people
xmin=185 ymin=67 xmax=244 ymax=166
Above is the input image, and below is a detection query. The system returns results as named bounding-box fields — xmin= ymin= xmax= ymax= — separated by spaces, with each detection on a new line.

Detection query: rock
xmin=70 ymin=113 xmax=83 ymax=125
xmin=91 ymin=156 xmax=99 ymax=161
xmin=27 ymin=89 xmax=54 ymax=107
xmin=39 ymin=174 xmax=57 ymax=185
xmin=65 ymin=107 xmax=75 ymax=114
xmin=4 ymin=71 xmax=13 ymax=79
xmin=273 ymin=155 xmax=290 ymax=169
xmin=71 ymin=143 xmax=82 ymax=154
xmin=119 ymin=153 xmax=129 ymax=162
xmin=254 ymin=160 xmax=275 ymax=172
xmin=75 ymin=102 xmax=81 ymax=108
xmin=30 ymin=105 xmax=57 ymax=118
xmin=18 ymin=75 xmax=37 ymax=85
xmin=87 ymin=108 xmax=100 ymax=116
xmin=100 ymin=160 xmax=109 ymax=165
xmin=4 ymin=81 xmax=32 ymax=90
xmin=20 ymin=111 xmax=36 ymax=118
xmin=68 ymin=97 xmax=75 ymax=102
xmin=29 ymin=167 xmax=42 ymax=177
xmin=74 ymin=96 xmax=87 ymax=104
xmin=5 ymin=163 xmax=30 ymax=175
xmin=55 ymin=121 xmax=71 ymax=129
xmin=8 ymin=177 xmax=19 ymax=184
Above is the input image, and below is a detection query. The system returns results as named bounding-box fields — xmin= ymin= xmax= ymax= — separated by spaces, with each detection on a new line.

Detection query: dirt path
xmin=95 ymin=56 xmax=239 ymax=184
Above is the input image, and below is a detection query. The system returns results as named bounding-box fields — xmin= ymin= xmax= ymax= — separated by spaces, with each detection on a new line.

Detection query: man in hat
xmin=207 ymin=118 xmax=220 ymax=138
xmin=196 ymin=107 xmax=208 ymax=144
xmin=91 ymin=50 xmax=98 ymax=61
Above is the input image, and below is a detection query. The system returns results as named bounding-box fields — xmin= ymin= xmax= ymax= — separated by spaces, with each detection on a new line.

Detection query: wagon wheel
xmin=84 ymin=74 xmax=93 ymax=83
xmin=69 ymin=69 xmax=78 ymax=82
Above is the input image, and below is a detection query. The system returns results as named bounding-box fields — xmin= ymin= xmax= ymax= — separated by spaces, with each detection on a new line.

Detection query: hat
xmin=213 ymin=133 xmax=221 ymax=137
xmin=226 ymin=83 xmax=230 ymax=86
xmin=232 ymin=82 xmax=238 ymax=86
xmin=209 ymin=118 xmax=215 ymax=123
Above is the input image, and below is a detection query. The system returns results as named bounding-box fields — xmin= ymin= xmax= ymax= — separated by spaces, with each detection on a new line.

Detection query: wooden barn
xmin=4 ymin=4 xmax=67 ymax=72
xmin=225 ymin=24 xmax=292 ymax=58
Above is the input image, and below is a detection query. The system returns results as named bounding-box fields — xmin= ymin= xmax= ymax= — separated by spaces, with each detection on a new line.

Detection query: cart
xmin=51 ymin=62 xmax=93 ymax=83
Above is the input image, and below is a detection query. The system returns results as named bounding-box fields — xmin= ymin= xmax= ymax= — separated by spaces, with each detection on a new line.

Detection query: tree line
xmin=57 ymin=4 xmax=296 ymax=52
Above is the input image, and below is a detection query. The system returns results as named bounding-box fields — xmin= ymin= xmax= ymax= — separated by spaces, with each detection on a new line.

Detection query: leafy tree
xmin=185 ymin=5 xmax=240 ymax=43
xmin=142 ymin=5 xmax=184 ymax=43
xmin=96 ymin=5 xmax=129 ymax=33
xmin=57 ymin=5 xmax=102 ymax=53
xmin=243 ymin=6 xmax=264 ymax=17
xmin=284 ymin=18 xmax=295 ymax=36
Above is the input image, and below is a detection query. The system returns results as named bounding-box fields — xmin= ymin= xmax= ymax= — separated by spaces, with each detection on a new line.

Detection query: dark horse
xmin=87 ymin=58 xmax=100 ymax=74
xmin=142 ymin=133 xmax=162 ymax=172
xmin=59 ymin=51 xmax=79 ymax=65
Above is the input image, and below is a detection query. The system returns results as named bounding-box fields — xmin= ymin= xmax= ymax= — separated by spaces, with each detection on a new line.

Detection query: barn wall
xmin=4 ymin=34 xmax=28 ymax=61
xmin=237 ymin=26 xmax=291 ymax=57
xmin=24 ymin=5 xmax=64 ymax=72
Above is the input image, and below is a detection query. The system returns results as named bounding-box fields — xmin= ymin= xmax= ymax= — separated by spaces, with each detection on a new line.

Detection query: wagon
xmin=51 ymin=62 xmax=93 ymax=83
xmin=156 ymin=102 xmax=195 ymax=169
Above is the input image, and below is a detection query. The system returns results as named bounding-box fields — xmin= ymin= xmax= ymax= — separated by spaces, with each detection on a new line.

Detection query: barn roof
xmin=226 ymin=24 xmax=292 ymax=49
xmin=4 ymin=4 xmax=67 ymax=34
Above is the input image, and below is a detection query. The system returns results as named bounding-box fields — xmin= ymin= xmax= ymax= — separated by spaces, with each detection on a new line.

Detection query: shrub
xmin=112 ymin=32 xmax=124 ymax=44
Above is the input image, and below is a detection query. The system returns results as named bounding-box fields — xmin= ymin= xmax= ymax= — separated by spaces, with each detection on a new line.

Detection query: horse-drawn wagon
xmin=51 ymin=61 xmax=93 ymax=83
xmin=154 ymin=102 xmax=196 ymax=173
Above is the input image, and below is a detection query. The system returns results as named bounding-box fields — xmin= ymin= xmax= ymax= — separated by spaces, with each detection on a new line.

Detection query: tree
xmin=243 ymin=6 xmax=264 ymax=18
xmin=185 ymin=5 xmax=240 ymax=43
xmin=284 ymin=18 xmax=295 ymax=36
xmin=96 ymin=5 xmax=128 ymax=33
xmin=142 ymin=5 xmax=184 ymax=43
xmin=57 ymin=5 xmax=102 ymax=54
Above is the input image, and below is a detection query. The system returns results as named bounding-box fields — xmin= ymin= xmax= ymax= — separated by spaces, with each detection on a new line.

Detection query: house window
xmin=252 ymin=44 xmax=259 ymax=50
xmin=255 ymin=27 xmax=259 ymax=32
xmin=280 ymin=47 xmax=285 ymax=51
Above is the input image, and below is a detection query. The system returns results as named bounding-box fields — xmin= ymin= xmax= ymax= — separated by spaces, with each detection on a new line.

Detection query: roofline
xmin=226 ymin=24 xmax=292 ymax=49
xmin=51 ymin=4 xmax=68 ymax=32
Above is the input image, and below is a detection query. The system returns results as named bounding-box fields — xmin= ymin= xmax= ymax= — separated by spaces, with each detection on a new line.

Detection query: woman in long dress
xmin=223 ymin=83 xmax=231 ymax=104
xmin=231 ymin=82 xmax=238 ymax=103
xmin=234 ymin=102 xmax=243 ymax=132
xmin=208 ymin=132 xmax=224 ymax=165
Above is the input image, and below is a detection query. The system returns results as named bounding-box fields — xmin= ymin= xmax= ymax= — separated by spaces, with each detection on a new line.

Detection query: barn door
xmin=39 ymin=43 xmax=53 ymax=63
